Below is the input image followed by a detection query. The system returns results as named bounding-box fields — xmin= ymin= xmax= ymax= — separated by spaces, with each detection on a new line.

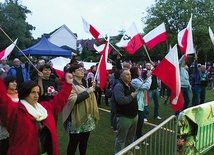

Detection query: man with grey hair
xmin=30 ymin=59 xmax=45 ymax=81
xmin=113 ymin=68 xmax=138 ymax=154
xmin=7 ymin=58 xmax=28 ymax=88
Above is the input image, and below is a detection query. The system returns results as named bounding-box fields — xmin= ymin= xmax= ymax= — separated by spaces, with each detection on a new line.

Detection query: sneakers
xmin=155 ymin=116 xmax=162 ymax=120
xmin=135 ymin=145 xmax=140 ymax=150
xmin=142 ymin=141 xmax=149 ymax=146
xmin=144 ymin=118 xmax=148 ymax=122
xmin=113 ymin=130 xmax=118 ymax=133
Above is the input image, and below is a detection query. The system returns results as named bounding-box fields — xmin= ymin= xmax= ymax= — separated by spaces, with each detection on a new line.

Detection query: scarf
xmin=20 ymin=100 xmax=48 ymax=121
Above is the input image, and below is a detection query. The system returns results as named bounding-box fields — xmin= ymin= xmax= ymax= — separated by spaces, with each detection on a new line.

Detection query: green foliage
xmin=142 ymin=0 xmax=214 ymax=63
xmin=0 ymin=0 xmax=34 ymax=59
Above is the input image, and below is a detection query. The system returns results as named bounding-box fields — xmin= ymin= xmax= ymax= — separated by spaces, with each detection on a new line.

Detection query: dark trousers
xmin=181 ymin=87 xmax=190 ymax=110
xmin=67 ymin=132 xmax=90 ymax=155
xmin=0 ymin=138 xmax=9 ymax=155
xmin=95 ymin=87 xmax=102 ymax=106
xmin=195 ymin=85 xmax=206 ymax=105
xmin=110 ymin=101 xmax=117 ymax=131
xmin=136 ymin=110 xmax=145 ymax=139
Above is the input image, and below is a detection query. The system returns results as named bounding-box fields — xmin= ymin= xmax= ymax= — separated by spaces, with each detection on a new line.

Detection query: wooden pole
xmin=0 ymin=27 xmax=39 ymax=72
xmin=143 ymin=44 xmax=154 ymax=66
xmin=93 ymin=54 xmax=103 ymax=82
xmin=100 ymin=34 xmax=122 ymax=56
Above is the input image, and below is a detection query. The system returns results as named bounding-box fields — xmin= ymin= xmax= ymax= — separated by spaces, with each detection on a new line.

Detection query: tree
xmin=0 ymin=0 xmax=34 ymax=59
xmin=142 ymin=0 xmax=214 ymax=63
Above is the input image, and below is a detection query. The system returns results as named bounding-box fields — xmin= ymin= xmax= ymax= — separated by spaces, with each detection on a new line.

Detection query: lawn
xmin=57 ymin=89 xmax=214 ymax=155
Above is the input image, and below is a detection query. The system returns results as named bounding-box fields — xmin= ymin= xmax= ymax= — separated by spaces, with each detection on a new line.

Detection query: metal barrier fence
xmin=196 ymin=123 xmax=214 ymax=154
xmin=177 ymin=101 xmax=214 ymax=154
xmin=115 ymin=115 xmax=178 ymax=155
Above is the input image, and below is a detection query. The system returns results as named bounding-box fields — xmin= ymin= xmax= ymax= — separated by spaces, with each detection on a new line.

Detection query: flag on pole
xmin=93 ymin=43 xmax=112 ymax=55
xmin=143 ymin=23 xmax=167 ymax=50
xmin=82 ymin=17 xmax=101 ymax=43
xmin=152 ymin=45 xmax=183 ymax=112
xmin=177 ymin=15 xmax=194 ymax=57
xmin=116 ymin=22 xmax=144 ymax=54
xmin=209 ymin=26 xmax=214 ymax=45
xmin=99 ymin=38 xmax=110 ymax=90
xmin=0 ymin=38 xmax=18 ymax=60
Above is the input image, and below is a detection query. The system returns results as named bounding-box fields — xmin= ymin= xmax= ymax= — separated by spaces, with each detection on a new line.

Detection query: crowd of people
xmin=0 ymin=54 xmax=212 ymax=154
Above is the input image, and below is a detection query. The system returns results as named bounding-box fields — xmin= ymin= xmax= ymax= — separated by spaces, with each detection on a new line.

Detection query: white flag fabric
xmin=143 ymin=23 xmax=167 ymax=50
xmin=82 ymin=17 xmax=101 ymax=43
xmin=116 ymin=22 xmax=144 ymax=54
xmin=153 ymin=45 xmax=183 ymax=112
xmin=0 ymin=38 xmax=18 ymax=60
xmin=209 ymin=26 xmax=214 ymax=45
xmin=177 ymin=15 xmax=194 ymax=55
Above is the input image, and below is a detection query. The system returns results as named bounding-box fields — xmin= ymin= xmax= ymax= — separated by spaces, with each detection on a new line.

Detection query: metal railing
xmin=115 ymin=115 xmax=178 ymax=155
xmin=196 ymin=123 xmax=214 ymax=154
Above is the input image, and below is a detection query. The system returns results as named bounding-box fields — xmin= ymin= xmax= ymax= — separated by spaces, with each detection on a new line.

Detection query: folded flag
xmin=99 ymin=38 xmax=110 ymax=90
xmin=177 ymin=15 xmax=194 ymax=57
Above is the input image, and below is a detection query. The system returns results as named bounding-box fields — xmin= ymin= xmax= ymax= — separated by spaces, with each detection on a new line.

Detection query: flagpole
xmin=0 ymin=27 xmax=39 ymax=72
xmin=135 ymin=74 xmax=152 ymax=92
xmin=143 ymin=44 xmax=154 ymax=66
xmin=100 ymin=34 xmax=122 ymax=56
xmin=93 ymin=54 xmax=103 ymax=82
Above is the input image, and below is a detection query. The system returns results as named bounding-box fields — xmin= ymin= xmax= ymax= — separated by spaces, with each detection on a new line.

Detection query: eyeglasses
xmin=75 ymin=68 xmax=84 ymax=72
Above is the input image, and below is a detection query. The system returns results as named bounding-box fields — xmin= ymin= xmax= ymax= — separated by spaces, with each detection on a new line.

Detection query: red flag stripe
xmin=124 ymin=34 xmax=144 ymax=54
xmin=146 ymin=32 xmax=167 ymax=50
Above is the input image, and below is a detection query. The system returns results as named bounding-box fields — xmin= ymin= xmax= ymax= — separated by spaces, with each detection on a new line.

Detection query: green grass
xmin=57 ymin=89 xmax=214 ymax=155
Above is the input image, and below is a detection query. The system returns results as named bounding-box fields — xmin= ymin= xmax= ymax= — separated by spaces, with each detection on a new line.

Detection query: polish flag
xmin=209 ymin=27 xmax=214 ymax=45
xmin=143 ymin=23 xmax=167 ymax=50
xmin=99 ymin=38 xmax=110 ymax=90
xmin=82 ymin=17 xmax=101 ymax=43
xmin=153 ymin=45 xmax=183 ymax=112
xmin=177 ymin=15 xmax=194 ymax=57
xmin=116 ymin=22 xmax=144 ymax=54
xmin=0 ymin=39 xmax=18 ymax=60
xmin=93 ymin=43 xmax=112 ymax=55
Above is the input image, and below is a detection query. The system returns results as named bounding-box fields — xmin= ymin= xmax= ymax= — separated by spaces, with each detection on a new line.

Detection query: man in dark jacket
xmin=193 ymin=56 xmax=209 ymax=105
xmin=113 ymin=68 xmax=138 ymax=154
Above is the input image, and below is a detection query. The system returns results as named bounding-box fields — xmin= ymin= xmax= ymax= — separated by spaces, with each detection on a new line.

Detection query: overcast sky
xmin=2 ymin=0 xmax=155 ymax=39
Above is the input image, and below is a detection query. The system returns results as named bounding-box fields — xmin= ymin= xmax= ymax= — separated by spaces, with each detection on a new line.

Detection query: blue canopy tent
xmin=18 ymin=36 xmax=72 ymax=57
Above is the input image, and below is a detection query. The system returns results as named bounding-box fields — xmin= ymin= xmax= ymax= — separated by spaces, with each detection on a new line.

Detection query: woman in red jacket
xmin=0 ymin=72 xmax=73 ymax=155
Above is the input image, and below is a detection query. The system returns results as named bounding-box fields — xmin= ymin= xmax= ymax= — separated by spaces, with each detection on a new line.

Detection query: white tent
xmin=50 ymin=56 xmax=112 ymax=71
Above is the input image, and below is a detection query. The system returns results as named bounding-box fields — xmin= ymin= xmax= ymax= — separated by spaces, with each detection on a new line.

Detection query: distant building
xmin=44 ymin=24 xmax=77 ymax=51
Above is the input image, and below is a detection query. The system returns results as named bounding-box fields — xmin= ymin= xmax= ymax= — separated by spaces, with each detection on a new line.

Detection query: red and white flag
xmin=153 ymin=45 xmax=183 ymax=112
xmin=93 ymin=43 xmax=112 ymax=55
xmin=143 ymin=23 xmax=167 ymax=50
xmin=82 ymin=17 xmax=101 ymax=43
xmin=0 ymin=39 xmax=18 ymax=60
xmin=99 ymin=38 xmax=110 ymax=90
xmin=177 ymin=15 xmax=194 ymax=57
xmin=209 ymin=26 xmax=214 ymax=45
xmin=116 ymin=22 xmax=144 ymax=54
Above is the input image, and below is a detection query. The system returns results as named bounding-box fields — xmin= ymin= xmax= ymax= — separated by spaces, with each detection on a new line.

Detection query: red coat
xmin=0 ymin=79 xmax=72 ymax=155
